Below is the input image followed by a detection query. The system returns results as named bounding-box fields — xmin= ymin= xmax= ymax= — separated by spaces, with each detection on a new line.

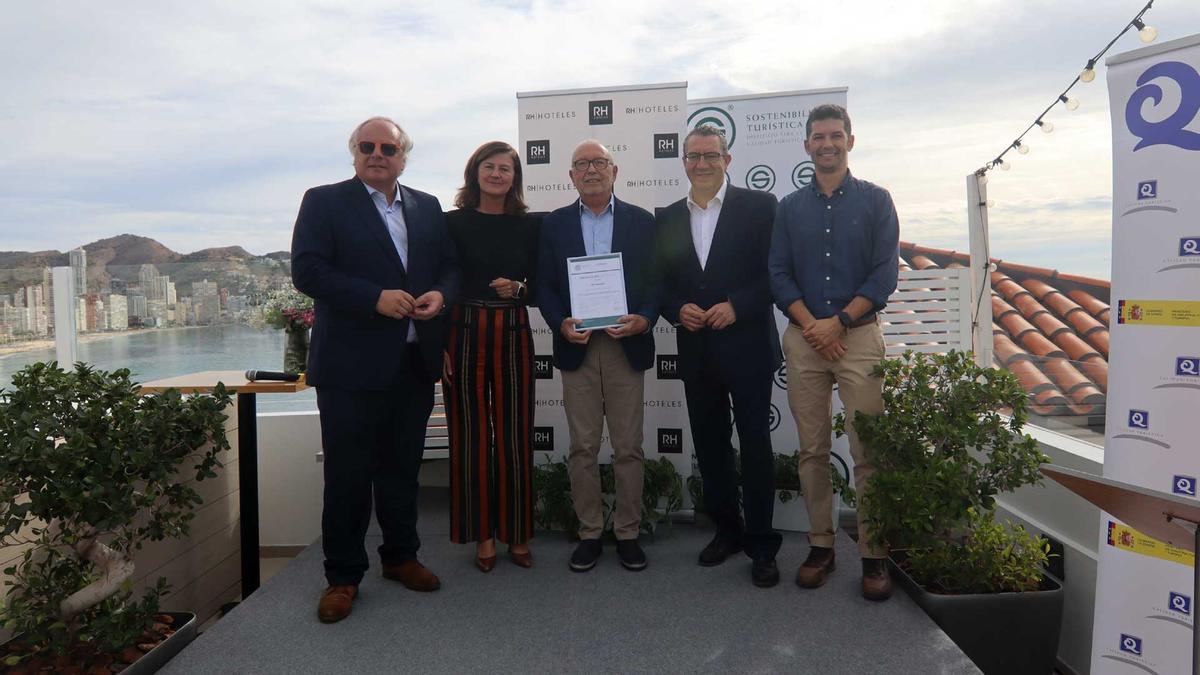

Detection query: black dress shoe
xmin=698 ymin=535 xmax=742 ymax=567
xmin=616 ymin=539 xmax=647 ymax=571
xmin=569 ymin=538 xmax=602 ymax=572
xmin=752 ymin=558 xmax=780 ymax=587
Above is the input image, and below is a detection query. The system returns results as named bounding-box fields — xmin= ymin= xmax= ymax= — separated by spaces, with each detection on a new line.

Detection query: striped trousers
xmin=445 ymin=303 xmax=535 ymax=545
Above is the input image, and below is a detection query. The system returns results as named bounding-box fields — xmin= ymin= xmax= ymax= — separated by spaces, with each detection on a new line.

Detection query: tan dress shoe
xmin=795 ymin=546 xmax=836 ymax=588
xmin=317 ymin=584 xmax=357 ymax=623
xmin=382 ymin=559 xmax=442 ymax=591
xmin=861 ymin=558 xmax=894 ymax=601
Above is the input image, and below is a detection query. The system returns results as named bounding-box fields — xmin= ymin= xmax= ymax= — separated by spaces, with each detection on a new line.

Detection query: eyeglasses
xmin=684 ymin=152 xmax=725 ymax=164
xmin=571 ymin=158 xmax=612 ymax=172
xmin=357 ymin=142 xmax=400 ymax=157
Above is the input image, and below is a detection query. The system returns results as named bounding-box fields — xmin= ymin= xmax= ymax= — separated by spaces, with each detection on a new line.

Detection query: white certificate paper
xmin=567 ymin=253 xmax=628 ymax=331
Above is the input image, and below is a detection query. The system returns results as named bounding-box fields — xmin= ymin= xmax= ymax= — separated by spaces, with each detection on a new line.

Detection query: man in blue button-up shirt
xmin=768 ymin=104 xmax=898 ymax=601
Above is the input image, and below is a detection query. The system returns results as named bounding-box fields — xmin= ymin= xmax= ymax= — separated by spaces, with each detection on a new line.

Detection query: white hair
xmin=348 ymin=116 xmax=414 ymax=156
xmin=571 ymin=139 xmax=614 ymax=163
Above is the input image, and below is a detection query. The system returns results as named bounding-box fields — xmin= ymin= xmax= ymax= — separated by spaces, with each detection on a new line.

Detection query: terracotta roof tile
xmin=910 ymin=255 xmax=940 ymax=270
xmin=1079 ymin=359 xmax=1109 ymax=392
xmin=1001 ymin=312 xmax=1037 ymax=339
xmin=1012 ymin=293 xmax=1048 ymax=319
xmin=1032 ymin=312 xmax=1071 ymax=339
xmin=899 ymin=240 xmax=1112 ymax=418
xmin=1020 ymin=332 xmax=1068 ymax=359
xmin=1067 ymin=290 xmax=1110 ymax=319
xmin=1051 ymin=332 xmax=1103 ymax=362
xmin=1040 ymin=358 xmax=1105 ymax=403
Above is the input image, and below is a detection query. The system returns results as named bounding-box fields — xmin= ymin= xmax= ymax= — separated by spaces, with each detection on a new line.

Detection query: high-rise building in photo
xmin=69 ymin=248 xmax=87 ymax=296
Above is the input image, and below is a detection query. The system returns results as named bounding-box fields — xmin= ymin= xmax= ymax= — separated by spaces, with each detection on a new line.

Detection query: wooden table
xmin=139 ymin=371 xmax=308 ymax=597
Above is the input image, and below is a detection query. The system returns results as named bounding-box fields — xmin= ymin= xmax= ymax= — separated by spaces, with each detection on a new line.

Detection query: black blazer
xmin=536 ymin=196 xmax=658 ymax=372
xmin=656 ymin=185 xmax=782 ymax=380
xmin=291 ymin=177 xmax=460 ymax=390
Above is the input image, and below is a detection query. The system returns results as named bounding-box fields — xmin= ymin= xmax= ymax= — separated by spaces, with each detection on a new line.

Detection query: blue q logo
xmin=1180 ymin=238 xmax=1200 ymax=257
xmin=1120 ymin=634 xmax=1143 ymax=656
xmin=1125 ymin=61 xmax=1200 ymax=151
xmin=1174 ymin=475 xmax=1197 ymax=497
xmin=1178 ymin=357 xmax=1200 ymax=376
xmin=1137 ymin=180 xmax=1157 ymax=199
xmin=1170 ymin=592 xmax=1192 ymax=616
xmin=1128 ymin=409 xmax=1149 ymax=429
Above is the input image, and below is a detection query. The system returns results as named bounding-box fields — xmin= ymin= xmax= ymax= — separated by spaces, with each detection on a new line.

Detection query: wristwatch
xmin=836 ymin=311 xmax=853 ymax=328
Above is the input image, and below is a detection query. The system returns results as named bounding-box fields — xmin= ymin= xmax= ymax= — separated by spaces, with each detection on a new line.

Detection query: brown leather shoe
xmin=861 ymin=558 xmax=894 ymax=601
xmin=795 ymin=546 xmax=836 ymax=588
xmin=382 ymin=559 xmax=442 ymax=591
xmin=475 ymin=555 xmax=498 ymax=573
xmin=317 ymin=584 xmax=357 ymax=623
xmin=509 ymin=548 xmax=533 ymax=569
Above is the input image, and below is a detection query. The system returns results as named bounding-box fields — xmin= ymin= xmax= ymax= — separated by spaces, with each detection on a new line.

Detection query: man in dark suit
xmin=292 ymin=116 xmax=460 ymax=623
xmin=536 ymin=140 xmax=658 ymax=573
xmin=656 ymin=125 xmax=783 ymax=587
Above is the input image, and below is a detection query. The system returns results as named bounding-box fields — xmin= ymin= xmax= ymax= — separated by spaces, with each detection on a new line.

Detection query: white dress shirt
xmin=364 ymin=180 xmax=417 ymax=343
xmin=686 ymin=179 xmax=727 ymax=270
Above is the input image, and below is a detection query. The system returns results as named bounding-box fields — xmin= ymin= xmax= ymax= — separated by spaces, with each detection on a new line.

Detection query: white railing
xmin=880 ymin=267 xmax=974 ymax=356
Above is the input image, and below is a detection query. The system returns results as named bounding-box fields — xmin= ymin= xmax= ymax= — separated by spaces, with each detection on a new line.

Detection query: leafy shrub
xmin=837 ymin=350 xmax=1050 ymax=594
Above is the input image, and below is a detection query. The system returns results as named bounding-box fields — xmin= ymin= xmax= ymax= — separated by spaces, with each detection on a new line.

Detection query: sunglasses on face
xmin=357 ymin=142 xmax=400 ymax=157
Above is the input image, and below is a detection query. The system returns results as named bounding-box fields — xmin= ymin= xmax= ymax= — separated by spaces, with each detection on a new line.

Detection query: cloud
xmin=1 ymin=0 xmax=1197 ymax=275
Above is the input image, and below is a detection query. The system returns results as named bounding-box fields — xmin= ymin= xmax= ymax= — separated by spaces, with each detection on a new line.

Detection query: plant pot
xmin=283 ymin=328 xmax=309 ymax=374
xmin=1 ymin=612 xmax=197 ymax=675
xmin=772 ymin=490 xmax=838 ymax=533
xmin=889 ymin=551 xmax=1063 ymax=675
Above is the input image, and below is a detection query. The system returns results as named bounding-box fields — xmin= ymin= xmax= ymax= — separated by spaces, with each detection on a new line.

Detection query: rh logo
xmin=656 ymin=355 xmax=680 ymax=380
xmin=526 ymin=140 xmax=550 ymax=165
xmin=533 ymin=355 xmax=554 ymax=379
xmin=588 ymin=100 xmax=613 ymax=125
xmin=653 ymin=133 xmax=679 ymax=159
xmin=657 ymin=428 xmax=683 ymax=454
xmin=532 ymin=426 xmax=554 ymax=452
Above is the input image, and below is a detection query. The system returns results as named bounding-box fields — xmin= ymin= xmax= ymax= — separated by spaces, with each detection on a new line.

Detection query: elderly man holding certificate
xmin=536 ymin=139 xmax=658 ymax=573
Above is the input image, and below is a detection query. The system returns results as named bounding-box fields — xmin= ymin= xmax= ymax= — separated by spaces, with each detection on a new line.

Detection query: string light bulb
xmin=979 ymin=173 xmax=989 ymax=186
xmin=1133 ymin=19 xmax=1157 ymax=43
xmin=1015 ymin=140 xmax=1030 ymax=155
xmin=1037 ymin=119 xmax=1054 ymax=133
xmin=999 ymin=159 xmax=1011 ymax=171
xmin=1080 ymin=59 xmax=1096 ymax=83
xmin=1060 ymin=95 xmax=1080 ymax=111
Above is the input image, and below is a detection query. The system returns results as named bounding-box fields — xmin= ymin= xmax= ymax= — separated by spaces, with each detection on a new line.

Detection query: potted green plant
xmin=837 ymin=350 xmax=1060 ymax=675
xmin=0 ymin=362 xmax=231 ymax=674
xmin=532 ymin=456 xmax=682 ymax=539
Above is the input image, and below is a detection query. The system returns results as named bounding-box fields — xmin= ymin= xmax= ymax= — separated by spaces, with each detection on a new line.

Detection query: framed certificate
xmin=567 ymin=253 xmax=628 ymax=331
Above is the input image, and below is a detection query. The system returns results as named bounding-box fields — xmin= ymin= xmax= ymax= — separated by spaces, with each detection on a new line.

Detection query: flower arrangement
xmin=261 ymin=288 xmax=313 ymax=332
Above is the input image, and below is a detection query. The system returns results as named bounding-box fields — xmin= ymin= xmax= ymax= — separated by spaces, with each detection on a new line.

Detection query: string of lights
xmin=975 ymin=0 xmax=1158 ymax=180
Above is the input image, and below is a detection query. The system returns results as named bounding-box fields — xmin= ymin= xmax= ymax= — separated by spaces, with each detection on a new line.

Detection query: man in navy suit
xmin=537 ymin=140 xmax=658 ymax=573
xmin=657 ymin=125 xmax=783 ymax=587
xmin=292 ymin=116 xmax=460 ymax=623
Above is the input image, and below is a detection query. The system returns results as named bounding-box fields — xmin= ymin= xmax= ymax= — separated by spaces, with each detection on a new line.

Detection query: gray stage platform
xmin=162 ymin=491 xmax=978 ymax=674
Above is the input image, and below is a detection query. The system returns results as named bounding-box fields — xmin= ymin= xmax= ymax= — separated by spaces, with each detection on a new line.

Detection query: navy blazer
xmin=656 ymin=185 xmax=782 ymax=380
xmin=536 ymin=196 xmax=658 ymax=372
xmin=291 ymin=177 xmax=460 ymax=390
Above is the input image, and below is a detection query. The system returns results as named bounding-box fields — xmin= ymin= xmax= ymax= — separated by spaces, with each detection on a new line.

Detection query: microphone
xmin=245 ymin=369 xmax=301 ymax=382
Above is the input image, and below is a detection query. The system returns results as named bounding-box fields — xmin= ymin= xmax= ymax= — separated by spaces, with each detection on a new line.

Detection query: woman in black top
xmin=443 ymin=141 xmax=539 ymax=572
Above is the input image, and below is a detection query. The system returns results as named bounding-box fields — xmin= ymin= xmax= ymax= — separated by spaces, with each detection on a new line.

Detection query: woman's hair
xmin=454 ymin=141 xmax=528 ymax=215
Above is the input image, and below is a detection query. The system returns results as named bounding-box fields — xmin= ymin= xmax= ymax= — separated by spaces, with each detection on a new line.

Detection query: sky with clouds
xmin=2 ymin=0 xmax=1197 ymax=279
